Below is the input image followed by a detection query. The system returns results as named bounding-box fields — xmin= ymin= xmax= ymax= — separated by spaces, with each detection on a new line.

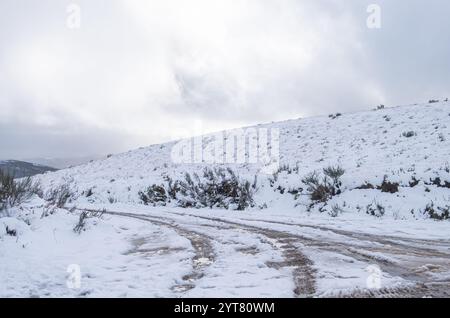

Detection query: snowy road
xmin=91 ymin=207 xmax=450 ymax=298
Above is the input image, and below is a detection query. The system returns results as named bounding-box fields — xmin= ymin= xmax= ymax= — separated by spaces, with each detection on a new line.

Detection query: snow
xmin=1 ymin=101 xmax=450 ymax=297
xmin=0 ymin=200 xmax=194 ymax=297
xmin=2 ymin=201 xmax=450 ymax=297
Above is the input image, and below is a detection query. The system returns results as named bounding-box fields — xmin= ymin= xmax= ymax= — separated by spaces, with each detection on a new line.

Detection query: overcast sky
xmin=0 ymin=0 xmax=449 ymax=160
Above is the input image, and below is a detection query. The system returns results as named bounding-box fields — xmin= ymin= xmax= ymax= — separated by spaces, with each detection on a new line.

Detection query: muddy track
xmin=141 ymin=213 xmax=316 ymax=297
xmin=157 ymin=210 xmax=450 ymax=297
xmin=86 ymin=209 xmax=317 ymax=297
xmin=117 ymin=209 xmax=447 ymax=296
xmin=163 ymin=210 xmax=450 ymax=258
xmin=141 ymin=211 xmax=317 ymax=297
xmin=258 ymin=232 xmax=316 ymax=297
xmin=81 ymin=208 xmax=449 ymax=297
xmin=92 ymin=210 xmax=216 ymax=294
xmin=341 ymin=280 xmax=450 ymax=298
xmin=238 ymin=218 xmax=450 ymax=253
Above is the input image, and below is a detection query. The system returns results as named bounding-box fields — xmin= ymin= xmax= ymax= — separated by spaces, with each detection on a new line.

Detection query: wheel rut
xmin=88 ymin=209 xmax=317 ymax=298
xmin=81 ymin=208 xmax=450 ymax=298
xmin=160 ymin=210 xmax=450 ymax=297
xmin=159 ymin=211 xmax=317 ymax=297
xmin=88 ymin=210 xmax=216 ymax=295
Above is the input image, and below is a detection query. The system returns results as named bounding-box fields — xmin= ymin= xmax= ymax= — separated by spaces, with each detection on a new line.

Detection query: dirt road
xmin=91 ymin=209 xmax=450 ymax=298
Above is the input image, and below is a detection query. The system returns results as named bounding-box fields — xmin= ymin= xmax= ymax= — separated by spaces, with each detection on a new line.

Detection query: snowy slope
xmin=2 ymin=101 xmax=450 ymax=298
xmin=36 ymin=101 xmax=450 ymax=220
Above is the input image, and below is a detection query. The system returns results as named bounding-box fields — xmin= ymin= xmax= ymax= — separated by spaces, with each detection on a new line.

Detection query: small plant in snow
xmin=139 ymin=184 xmax=168 ymax=206
xmin=73 ymin=211 xmax=89 ymax=234
xmin=392 ymin=209 xmax=404 ymax=220
xmin=402 ymin=131 xmax=416 ymax=138
xmin=275 ymin=164 xmax=299 ymax=175
xmin=323 ymin=166 xmax=345 ymax=185
xmin=5 ymin=226 xmax=17 ymax=236
xmin=366 ymin=201 xmax=385 ymax=218
xmin=45 ymin=184 xmax=72 ymax=208
xmin=302 ymin=172 xmax=329 ymax=202
xmin=378 ymin=176 xmax=400 ymax=194
xmin=108 ymin=196 xmax=117 ymax=204
xmin=0 ymin=170 xmax=41 ymax=215
xmin=73 ymin=209 xmax=104 ymax=234
xmin=444 ymin=163 xmax=450 ymax=174
xmin=423 ymin=202 xmax=450 ymax=221
xmin=329 ymin=204 xmax=344 ymax=217
xmin=164 ymin=175 xmax=181 ymax=200
xmin=328 ymin=113 xmax=342 ymax=120
xmin=356 ymin=182 xmax=375 ymax=190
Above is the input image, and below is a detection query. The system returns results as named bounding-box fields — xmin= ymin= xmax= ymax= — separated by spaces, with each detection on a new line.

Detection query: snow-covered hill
xmin=36 ymin=101 xmax=450 ymax=220
xmin=2 ymin=101 xmax=450 ymax=298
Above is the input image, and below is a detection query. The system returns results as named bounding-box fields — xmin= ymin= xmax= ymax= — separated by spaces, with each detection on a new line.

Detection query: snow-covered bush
xmin=329 ymin=204 xmax=344 ymax=217
xmin=302 ymin=172 xmax=331 ymax=202
xmin=429 ymin=177 xmax=450 ymax=189
xmin=85 ymin=188 xmax=93 ymax=197
xmin=73 ymin=209 xmax=104 ymax=234
xmin=166 ymin=176 xmax=181 ymax=200
xmin=0 ymin=170 xmax=41 ymax=215
xmin=275 ymin=164 xmax=300 ymax=176
xmin=0 ymin=217 xmax=28 ymax=239
xmin=108 ymin=196 xmax=117 ymax=204
xmin=423 ymin=202 xmax=450 ymax=221
xmin=139 ymin=185 xmax=168 ymax=206
xmin=328 ymin=113 xmax=342 ymax=119
xmin=45 ymin=184 xmax=72 ymax=208
xmin=302 ymin=166 xmax=344 ymax=203
xmin=366 ymin=201 xmax=385 ymax=218
xmin=176 ymin=168 xmax=256 ymax=210
xmin=378 ymin=176 xmax=399 ymax=194
xmin=139 ymin=168 xmax=257 ymax=211
xmin=323 ymin=166 xmax=345 ymax=185
xmin=402 ymin=131 xmax=416 ymax=138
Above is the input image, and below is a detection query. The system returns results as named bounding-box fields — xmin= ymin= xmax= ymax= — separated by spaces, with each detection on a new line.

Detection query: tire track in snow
xmin=157 ymin=210 xmax=450 ymax=297
xmin=88 ymin=209 xmax=317 ymax=297
xmin=83 ymin=208 xmax=450 ymax=297
xmin=237 ymin=218 xmax=450 ymax=257
xmin=155 ymin=211 xmax=317 ymax=297
xmin=350 ymin=282 xmax=450 ymax=298
xmin=85 ymin=210 xmax=216 ymax=295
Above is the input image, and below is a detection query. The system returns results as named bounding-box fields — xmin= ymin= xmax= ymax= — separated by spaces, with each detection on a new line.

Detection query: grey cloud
xmin=0 ymin=0 xmax=449 ymax=159
xmin=0 ymin=119 xmax=135 ymax=159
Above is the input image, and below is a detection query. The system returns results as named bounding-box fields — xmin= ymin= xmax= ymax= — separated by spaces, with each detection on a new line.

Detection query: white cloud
xmin=0 ymin=0 xmax=448 ymax=158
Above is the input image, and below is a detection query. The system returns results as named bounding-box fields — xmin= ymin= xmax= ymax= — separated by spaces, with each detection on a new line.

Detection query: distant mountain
xmin=0 ymin=160 xmax=57 ymax=178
